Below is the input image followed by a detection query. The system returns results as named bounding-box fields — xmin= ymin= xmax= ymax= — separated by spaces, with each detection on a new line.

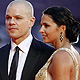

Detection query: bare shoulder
xmin=51 ymin=50 xmax=74 ymax=66
xmin=48 ymin=50 xmax=74 ymax=80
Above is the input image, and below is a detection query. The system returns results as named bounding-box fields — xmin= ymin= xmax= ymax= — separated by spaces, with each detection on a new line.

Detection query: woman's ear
xmin=59 ymin=25 xmax=66 ymax=42
xmin=60 ymin=25 xmax=66 ymax=32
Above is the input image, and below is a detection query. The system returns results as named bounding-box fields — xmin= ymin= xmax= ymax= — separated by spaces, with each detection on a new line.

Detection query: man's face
xmin=6 ymin=3 xmax=34 ymax=43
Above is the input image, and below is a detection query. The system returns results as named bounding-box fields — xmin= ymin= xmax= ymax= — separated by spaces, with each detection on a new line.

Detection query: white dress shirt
xmin=8 ymin=34 xmax=33 ymax=80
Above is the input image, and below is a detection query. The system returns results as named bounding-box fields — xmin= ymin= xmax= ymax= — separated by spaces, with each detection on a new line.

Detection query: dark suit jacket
xmin=0 ymin=37 xmax=55 ymax=80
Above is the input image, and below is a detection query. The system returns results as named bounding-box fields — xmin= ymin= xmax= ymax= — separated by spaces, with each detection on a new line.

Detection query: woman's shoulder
xmin=53 ymin=48 xmax=73 ymax=63
xmin=50 ymin=48 xmax=75 ymax=68
xmin=48 ymin=48 xmax=74 ymax=79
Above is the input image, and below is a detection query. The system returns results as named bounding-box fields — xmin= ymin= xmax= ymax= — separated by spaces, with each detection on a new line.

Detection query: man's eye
xmin=16 ymin=17 xmax=22 ymax=19
xmin=40 ymin=24 xmax=42 ymax=27
xmin=6 ymin=17 xmax=11 ymax=20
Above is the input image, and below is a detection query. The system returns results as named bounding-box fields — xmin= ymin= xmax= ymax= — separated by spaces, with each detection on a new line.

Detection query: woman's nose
xmin=39 ymin=26 xmax=45 ymax=33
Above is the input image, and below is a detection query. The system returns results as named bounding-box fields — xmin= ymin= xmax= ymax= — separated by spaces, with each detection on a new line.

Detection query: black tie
xmin=9 ymin=46 xmax=19 ymax=80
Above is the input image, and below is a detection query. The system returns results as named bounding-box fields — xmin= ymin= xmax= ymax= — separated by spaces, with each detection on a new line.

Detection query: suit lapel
xmin=21 ymin=38 xmax=41 ymax=80
xmin=0 ymin=43 xmax=11 ymax=80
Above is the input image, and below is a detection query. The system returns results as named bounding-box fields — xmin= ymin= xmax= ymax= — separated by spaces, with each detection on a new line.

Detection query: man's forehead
xmin=9 ymin=1 xmax=26 ymax=8
xmin=6 ymin=2 xmax=29 ymax=13
xmin=6 ymin=1 xmax=33 ymax=17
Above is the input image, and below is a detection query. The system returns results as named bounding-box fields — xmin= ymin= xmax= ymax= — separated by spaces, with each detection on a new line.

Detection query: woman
xmin=35 ymin=6 xmax=80 ymax=80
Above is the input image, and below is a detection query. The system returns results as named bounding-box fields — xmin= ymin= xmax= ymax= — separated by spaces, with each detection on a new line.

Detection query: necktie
xmin=9 ymin=46 xmax=19 ymax=80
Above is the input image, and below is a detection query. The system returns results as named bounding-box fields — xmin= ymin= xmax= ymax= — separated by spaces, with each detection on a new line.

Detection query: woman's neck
xmin=52 ymin=38 xmax=71 ymax=49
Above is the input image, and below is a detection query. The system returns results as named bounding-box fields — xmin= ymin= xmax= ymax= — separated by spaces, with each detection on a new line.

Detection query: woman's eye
xmin=41 ymin=23 xmax=50 ymax=28
xmin=45 ymin=24 xmax=49 ymax=27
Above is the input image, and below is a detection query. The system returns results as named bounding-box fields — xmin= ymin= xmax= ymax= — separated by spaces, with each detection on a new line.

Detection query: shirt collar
xmin=11 ymin=34 xmax=33 ymax=53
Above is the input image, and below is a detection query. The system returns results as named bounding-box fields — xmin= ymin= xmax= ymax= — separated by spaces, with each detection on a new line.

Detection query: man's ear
xmin=29 ymin=17 xmax=35 ymax=28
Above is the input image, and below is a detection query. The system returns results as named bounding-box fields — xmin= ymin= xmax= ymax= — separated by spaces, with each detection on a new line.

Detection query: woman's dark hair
xmin=43 ymin=6 xmax=80 ymax=43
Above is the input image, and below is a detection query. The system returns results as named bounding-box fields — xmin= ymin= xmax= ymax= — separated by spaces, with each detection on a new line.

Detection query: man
xmin=0 ymin=0 xmax=55 ymax=80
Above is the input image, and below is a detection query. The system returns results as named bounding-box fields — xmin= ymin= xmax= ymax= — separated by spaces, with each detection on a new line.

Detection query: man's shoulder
xmin=33 ymin=36 xmax=55 ymax=51
xmin=0 ymin=43 xmax=10 ymax=51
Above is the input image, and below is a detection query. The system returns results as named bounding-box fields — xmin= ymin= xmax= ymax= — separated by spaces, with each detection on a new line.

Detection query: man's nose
xmin=9 ymin=18 xmax=15 ymax=26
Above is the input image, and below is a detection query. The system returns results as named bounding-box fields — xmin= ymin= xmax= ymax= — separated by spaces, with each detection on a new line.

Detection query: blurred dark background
xmin=0 ymin=0 xmax=80 ymax=53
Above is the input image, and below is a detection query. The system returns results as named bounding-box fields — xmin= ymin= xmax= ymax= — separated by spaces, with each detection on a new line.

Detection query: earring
xmin=60 ymin=32 xmax=63 ymax=42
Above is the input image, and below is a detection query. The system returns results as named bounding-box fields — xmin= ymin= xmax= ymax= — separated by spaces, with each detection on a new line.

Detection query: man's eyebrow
xmin=6 ymin=15 xmax=23 ymax=18
xmin=6 ymin=15 xmax=9 ymax=17
xmin=5 ymin=15 xmax=11 ymax=18
xmin=15 ymin=15 xmax=23 ymax=17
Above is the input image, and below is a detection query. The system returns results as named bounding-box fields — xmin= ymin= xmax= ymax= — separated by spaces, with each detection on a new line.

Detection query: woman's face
xmin=40 ymin=14 xmax=60 ymax=43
